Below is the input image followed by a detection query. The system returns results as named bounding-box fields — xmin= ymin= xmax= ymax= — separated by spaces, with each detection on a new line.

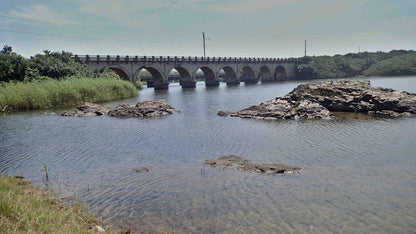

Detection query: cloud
xmin=77 ymin=0 xmax=303 ymax=21
xmin=212 ymin=0 xmax=304 ymax=13
xmin=6 ymin=4 xmax=77 ymax=25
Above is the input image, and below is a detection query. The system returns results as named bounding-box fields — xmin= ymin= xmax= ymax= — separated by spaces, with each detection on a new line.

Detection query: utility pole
xmin=358 ymin=45 xmax=361 ymax=53
xmin=304 ymin=40 xmax=307 ymax=57
xmin=202 ymin=32 xmax=206 ymax=59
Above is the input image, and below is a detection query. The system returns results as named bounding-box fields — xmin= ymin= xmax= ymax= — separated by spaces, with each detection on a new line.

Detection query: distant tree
xmin=2 ymin=45 xmax=13 ymax=54
xmin=296 ymin=50 xmax=416 ymax=79
xmin=28 ymin=51 xmax=93 ymax=79
xmin=43 ymin=50 xmax=51 ymax=57
xmin=0 ymin=50 xmax=28 ymax=82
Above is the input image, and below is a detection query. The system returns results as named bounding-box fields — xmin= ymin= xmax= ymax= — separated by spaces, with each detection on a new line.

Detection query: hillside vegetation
xmin=297 ymin=50 xmax=416 ymax=79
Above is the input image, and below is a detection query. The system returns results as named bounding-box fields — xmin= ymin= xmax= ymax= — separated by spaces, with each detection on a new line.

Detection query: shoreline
xmin=0 ymin=175 xmax=118 ymax=233
xmin=0 ymin=77 xmax=138 ymax=114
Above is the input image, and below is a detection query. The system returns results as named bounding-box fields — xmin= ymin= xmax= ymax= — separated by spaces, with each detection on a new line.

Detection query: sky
xmin=0 ymin=0 xmax=415 ymax=58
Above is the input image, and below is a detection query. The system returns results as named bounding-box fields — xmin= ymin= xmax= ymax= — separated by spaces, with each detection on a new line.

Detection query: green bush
xmin=28 ymin=51 xmax=93 ymax=79
xmin=0 ymin=77 xmax=137 ymax=112
xmin=0 ymin=48 xmax=28 ymax=82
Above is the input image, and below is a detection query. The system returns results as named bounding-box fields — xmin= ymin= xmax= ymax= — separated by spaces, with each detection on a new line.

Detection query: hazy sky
xmin=1 ymin=0 xmax=415 ymax=58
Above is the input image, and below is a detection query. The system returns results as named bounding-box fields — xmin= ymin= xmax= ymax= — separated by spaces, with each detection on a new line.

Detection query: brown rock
xmin=204 ymin=155 xmax=301 ymax=174
xmin=61 ymin=102 xmax=110 ymax=117
xmin=133 ymin=167 xmax=149 ymax=173
xmin=62 ymin=100 xmax=179 ymax=118
xmin=217 ymin=111 xmax=232 ymax=117
xmin=108 ymin=100 xmax=179 ymax=118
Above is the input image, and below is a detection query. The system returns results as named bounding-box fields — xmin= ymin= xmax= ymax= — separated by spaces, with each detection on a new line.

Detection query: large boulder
xmin=219 ymin=80 xmax=416 ymax=120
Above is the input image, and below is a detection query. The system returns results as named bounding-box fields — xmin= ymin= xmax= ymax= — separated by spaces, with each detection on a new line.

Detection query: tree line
xmin=0 ymin=45 xmax=118 ymax=83
xmin=297 ymin=50 xmax=416 ymax=79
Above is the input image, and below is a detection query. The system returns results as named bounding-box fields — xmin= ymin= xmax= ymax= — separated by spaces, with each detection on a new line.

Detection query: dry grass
xmin=0 ymin=175 xmax=112 ymax=233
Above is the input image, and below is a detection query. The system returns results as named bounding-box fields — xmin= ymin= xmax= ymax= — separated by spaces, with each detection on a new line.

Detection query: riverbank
xmin=0 ymin=175 xmax=111 ymax=233
xmin=0 ymin=77 xmax=138 ymax=113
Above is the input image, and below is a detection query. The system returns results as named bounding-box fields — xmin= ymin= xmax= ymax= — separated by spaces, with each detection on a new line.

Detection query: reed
xmin=0 ymin=77 xmax=138 ymax=112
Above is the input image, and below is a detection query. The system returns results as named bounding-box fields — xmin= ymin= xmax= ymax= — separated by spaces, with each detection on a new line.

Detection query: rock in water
xmin=61 ymin=102 xmax=110 ymax=117
xmin=220 ymin=80 xmax=416 ymax=120
xmin=204 ymin=155 xmax=301 ymax=174
xmin=133 ymin=167 xmax=149 ymax=173
xmin=62 ymin=100 xmax=179 ymax=118
xmin=107 ymin=100 xmax=179 ymax=118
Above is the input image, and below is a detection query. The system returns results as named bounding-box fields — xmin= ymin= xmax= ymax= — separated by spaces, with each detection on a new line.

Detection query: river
xmin=1 ymin=76 xmax=415 ymax=233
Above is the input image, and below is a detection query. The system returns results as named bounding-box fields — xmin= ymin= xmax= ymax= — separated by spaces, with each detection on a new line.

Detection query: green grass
xmin=0 ymin=77 xmax=138 ymax=112
xmin=0 ymin=175 xmax=110 ymax=233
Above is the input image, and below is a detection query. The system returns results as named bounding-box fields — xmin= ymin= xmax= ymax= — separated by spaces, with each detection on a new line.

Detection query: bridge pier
xmin=226 ymin=80 xmax=240 ymax=86
xmin=180 ymin=80 xmax=197 ymax=89
xmin=146 ymin=80 xmax=154 ymax=88
xmin=244 ymin=79 xmax=259 ymax=84
xmin=205 ymin=80 xmax=220 ymax=87
xmin=261 ymin=78 xmax=275 ymax=83
xmin=154 ymin=83 xmax=169 ymax=90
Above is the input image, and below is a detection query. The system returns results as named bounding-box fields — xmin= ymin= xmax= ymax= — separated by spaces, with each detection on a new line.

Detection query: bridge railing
xmin=73 ymin=55 xmax=297 ymax=63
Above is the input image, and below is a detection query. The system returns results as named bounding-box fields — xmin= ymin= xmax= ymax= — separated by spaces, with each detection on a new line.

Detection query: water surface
xmin=1 ymin=77 xmax=415 ymax=233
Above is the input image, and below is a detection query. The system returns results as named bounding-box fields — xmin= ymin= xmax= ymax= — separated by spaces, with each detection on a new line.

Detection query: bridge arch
xmin=174 ymin=66 xmax=192 ymax=80
xmin=258 ymin=66 xmax=273 ymax=82
xmin=169 ymin=66 xmax=195 ymax=88
xmin=99 ymin=65 xmax=131 ymax=82
xmin=241 ymin=66 xmax=258 ymax=84
xmin=196 ymin=66 xmax=219 ymax=87
xmin=134 ymin=66 xmax=166 ymax=90
xmin=219 ymin=66 xmax=239 ymax=85
xmin=274 ymin=65 xmax=287 ymax=80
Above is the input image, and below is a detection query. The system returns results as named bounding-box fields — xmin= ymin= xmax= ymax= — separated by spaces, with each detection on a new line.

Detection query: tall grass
xmin=0 ymin=77 xmax=138 ymax=112
xmin=0 ymin=175 xmax=109 ymax=233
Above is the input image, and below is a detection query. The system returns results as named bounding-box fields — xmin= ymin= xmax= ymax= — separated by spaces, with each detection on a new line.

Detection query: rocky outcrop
xmin=108 ymin=100 xmax=178 ymax=118
xmin=219 ymin=80 xmax=416 ymax=120
xmin=204 ymin=155 xmax=301 ymax=174
xmin=62 ymin=100 xmax=179 ymax=118
xmin=61 ymin=102 xmax=110 ymax=117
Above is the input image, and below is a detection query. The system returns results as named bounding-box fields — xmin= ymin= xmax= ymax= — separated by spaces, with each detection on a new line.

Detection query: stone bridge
xmin=74 ymin=55 xmax=298 ymax=90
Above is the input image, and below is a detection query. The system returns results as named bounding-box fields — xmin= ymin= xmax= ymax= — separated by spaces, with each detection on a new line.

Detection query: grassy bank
xmin=0 ymin=77 xmax=138 ymax=112
xmin=0 ymin=175 xmax=109 ymax=233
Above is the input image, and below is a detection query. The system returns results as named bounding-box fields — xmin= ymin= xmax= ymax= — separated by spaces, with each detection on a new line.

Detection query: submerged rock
xmin=219 ymin=80 xmax=416 ymax=120
xmin=204 ymin=155 xmax=301 ymax=174
xmin=133 ymin=167 xmax=149 ymax=173
xmin=62 ymin=100 xmax=179 ymax=118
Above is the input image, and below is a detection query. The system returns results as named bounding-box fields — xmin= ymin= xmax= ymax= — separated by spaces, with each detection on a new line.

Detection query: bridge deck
xmin=74 ymin=55 xmax=297 ymax=63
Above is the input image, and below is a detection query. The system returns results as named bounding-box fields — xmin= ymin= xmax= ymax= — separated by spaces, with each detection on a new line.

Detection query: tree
xmin=0 ymin=52 xmax=28 ymax=82
xmin=28 ymin=51 xmax=93 ymax=79
xmin=2 ymin=45 xmax=13 ymax=54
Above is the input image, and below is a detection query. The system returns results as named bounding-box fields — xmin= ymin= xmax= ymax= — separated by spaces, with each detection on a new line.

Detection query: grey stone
xmin=222 ymin=80 xmax=416 ymax=120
